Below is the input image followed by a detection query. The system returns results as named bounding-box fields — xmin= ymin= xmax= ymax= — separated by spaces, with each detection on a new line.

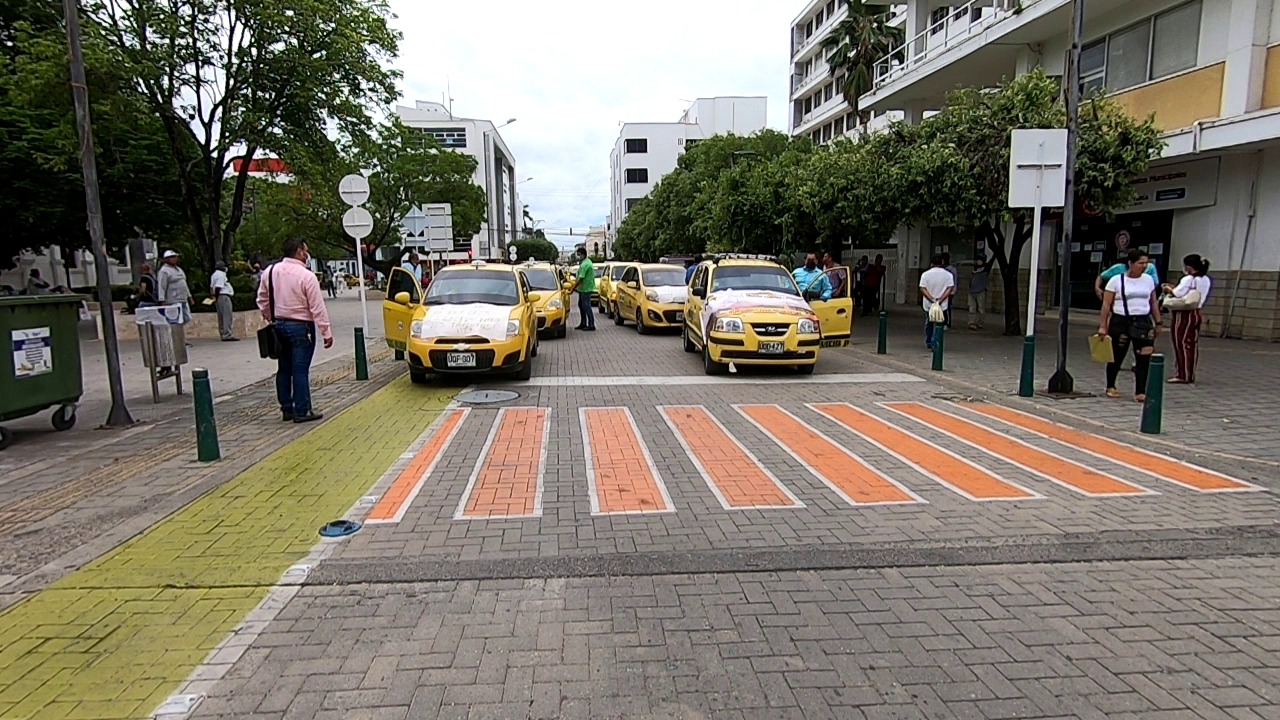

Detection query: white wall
xmin=610 ymin=123 xmax=692 ymax=226
xmin=684 ymin=97 xmax=768 ymax=135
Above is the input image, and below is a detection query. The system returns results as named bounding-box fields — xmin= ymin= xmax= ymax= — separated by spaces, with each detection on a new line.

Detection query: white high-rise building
xmin=396 ymin=101 xmax=519 ymax=260
xmin=609 ymin=97 xmax=768 ymax=239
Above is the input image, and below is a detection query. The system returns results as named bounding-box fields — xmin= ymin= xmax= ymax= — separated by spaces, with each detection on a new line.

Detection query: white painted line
xmin=581 ymin=407 xmax=675 ymax=516
xmin=948 ymin=402 xmax=1267 ymax=494
xmin=657 ymin=405 xmax=803 ymax=510
xmin=366 ymin=407 xmax=471 ymax=525
xmin=504 ymin=372 xmax=925 ymax=387
xmin=880 ymin=403 xmax=1157 ymax=498
xmin=807 ymin=403 xmax=1043 ymax=503
xmin=452 ymin=407 xmax=548 ymax=521
xmin=733 ymin=404 xmax=926 ymax=508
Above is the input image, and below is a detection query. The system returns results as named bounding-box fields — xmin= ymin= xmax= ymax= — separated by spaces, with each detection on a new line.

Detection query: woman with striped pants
xmin=1162 ymin=254 xmax=1212 ymax=384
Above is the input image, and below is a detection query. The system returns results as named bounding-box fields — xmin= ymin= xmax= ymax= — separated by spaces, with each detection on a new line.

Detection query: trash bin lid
xmin=0 ymin=295 xmax=89 ymax=308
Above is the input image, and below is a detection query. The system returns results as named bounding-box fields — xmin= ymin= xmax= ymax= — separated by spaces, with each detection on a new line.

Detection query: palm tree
xmin=820 ymin=0 xmax=905 ymax=125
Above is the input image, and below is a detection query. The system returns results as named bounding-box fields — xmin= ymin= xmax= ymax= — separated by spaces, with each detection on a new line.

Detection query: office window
xmin=1152 ymin=2 xmax=1201 ymax=78
xmin=815 ymin=9 xmax=824 ymax=25
xmin=420 ymin=127 xmax=467 ymax=149
xmin=1080 ymin=39 xmax=1107 ymax=96
xmin=625 ymin=138 xmax=648 ymax=154
xmin=824 ymin=84 xmax=834 ymax=103
xmin=1082 ymin=2 xmax=1203 ymax=95
xmin=625 ymin=198 xmax=640 ymax=212
xmin=1106 ymin=22 xmax=1150 ymax=91
xmin=803 ymin=97 xmax=812 ymax=114
xmin=625 ymin=168 xmax=649 ymax=183
xmin=930 ymin=7 xmax=948 ymax=34
xmin=685 ymin=138 xmax=701 ymax=149
xmin=835 ymin=115 xmax=845 ymax=134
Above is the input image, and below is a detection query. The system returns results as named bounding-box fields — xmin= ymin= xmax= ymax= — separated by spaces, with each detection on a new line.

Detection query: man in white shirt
xmin=210 ymin=261 xmax=238 ymax=341
xmin=919 ymin=254 xmax=955 ymax=349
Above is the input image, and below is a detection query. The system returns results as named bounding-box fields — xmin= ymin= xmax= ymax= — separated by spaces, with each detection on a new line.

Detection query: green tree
xmin=820 ymin=0 xmax=904 ymax=122
xmin=509 ymin=238 xmax=559 ymax=263
xmin=89 ymin=0 xmax=401 ymax=270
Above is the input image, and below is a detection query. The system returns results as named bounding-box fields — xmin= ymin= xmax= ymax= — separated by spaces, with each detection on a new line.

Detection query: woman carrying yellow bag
xmin=1098 ymin=249 xmax=1162 ymax=402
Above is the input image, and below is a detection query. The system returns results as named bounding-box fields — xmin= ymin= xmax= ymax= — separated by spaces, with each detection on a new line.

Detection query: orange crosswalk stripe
xmin=884 ymin=403 xmax=1152 ymax=497
xmin=660 ymin=405 xmax=802 ymax=509
xmin=737 ymin=404 xmax=921 ymax=506
xmin=366 ymin=408 xmax=469 ymax=524
xmin=455 ymin=407 xmax=549 ymax=519
xmin=810 ymin=403 xmax=1040 ymax=501
xmin=582 ymin=407 xmax=673 ymax=515
xmin=959 ymin=402 xmax=1264 ymax=493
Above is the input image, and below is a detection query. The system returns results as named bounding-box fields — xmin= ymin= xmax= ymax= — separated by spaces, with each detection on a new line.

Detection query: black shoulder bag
xmin=1119 ymin=273 xmax=1156 ymax=341
xmin=257 ymin=267 xmax=282 ymax=359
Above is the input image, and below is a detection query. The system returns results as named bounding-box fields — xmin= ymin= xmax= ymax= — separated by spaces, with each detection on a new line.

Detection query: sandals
xmin=1105 ymin=388 xmax=1121 ymax=398
xmin=1134 ymin=394 xmax=1146 ymax=403
xmin=1168 ymin=377 xmax=1190 ymax=384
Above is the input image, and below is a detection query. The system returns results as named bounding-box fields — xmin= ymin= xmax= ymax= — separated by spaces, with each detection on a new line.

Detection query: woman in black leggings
xmin=1098 ymin=250 xmax=1162 ymax=402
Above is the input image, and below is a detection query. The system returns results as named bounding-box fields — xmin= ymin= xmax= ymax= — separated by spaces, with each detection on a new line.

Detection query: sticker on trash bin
xmin=12 ymin=327 xmax=52 ymax=378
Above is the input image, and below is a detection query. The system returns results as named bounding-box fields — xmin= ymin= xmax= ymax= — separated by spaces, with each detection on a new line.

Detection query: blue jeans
xmin=274 ymin=320 xmax=316 ymax=416
xmin=577 ymin=292 xmax=595 ymax=329
xmin=925 ymin=309 xmax=952 ymax=347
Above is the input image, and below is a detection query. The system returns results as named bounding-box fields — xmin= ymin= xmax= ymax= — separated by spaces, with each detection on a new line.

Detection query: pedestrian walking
xmin=572 ymin=247 xmax=596 ymax=331
xmin=967 ymin=253 xmax=993 ymax=330
xmin=919 ymin=255 xmax=955 ymax=349
xmin=156 ymin=250 xmax=192 ymax=377
xmin=853 ymin=255 xmax=869 ymax=310
xmin=257 ymin=238 xmax=333 ymax=423
xmin=1162 ymin=253 xmax=1212 ymax=384
xmin=862 ymin=254 xmax=886 ymax=315
xmin=1098 ymin=249 xmax=1162 ymax=402
xmin=210 ymin=261 xmax=238 ymax=341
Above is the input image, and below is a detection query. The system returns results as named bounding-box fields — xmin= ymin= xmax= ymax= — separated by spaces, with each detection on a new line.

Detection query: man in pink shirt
xmin=257 ymin=238 xmax=333 ymax=423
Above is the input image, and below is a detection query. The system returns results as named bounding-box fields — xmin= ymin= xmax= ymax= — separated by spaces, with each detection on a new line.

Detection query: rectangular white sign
xmin=1008 ymin=128 xmax=1068 ymax=208
xmin=12 ymin=327 xmax=52 ymax=378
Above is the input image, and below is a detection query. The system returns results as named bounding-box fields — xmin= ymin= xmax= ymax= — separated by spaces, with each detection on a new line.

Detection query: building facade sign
xmin=1121 ymin=157 xmax=1220 ymax=213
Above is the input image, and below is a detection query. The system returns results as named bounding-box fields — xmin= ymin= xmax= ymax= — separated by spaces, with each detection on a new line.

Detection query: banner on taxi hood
xmin=651 ymin=285 xmax=687 ymax=305
xmin=702 ymin=289 xmax=814 ymax=340
xmin=419 ymin=304 xmax=511 ymax=341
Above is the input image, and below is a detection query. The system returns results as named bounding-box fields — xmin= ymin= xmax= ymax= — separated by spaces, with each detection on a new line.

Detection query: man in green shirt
xmin=573 ymin=247 xmax=596 ymax=331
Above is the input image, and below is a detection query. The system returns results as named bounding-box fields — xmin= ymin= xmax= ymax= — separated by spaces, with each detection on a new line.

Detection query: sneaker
xmin=282 ymin=412 xmax=295 ymax=422
xmin=585 ymin=326 xmax=596 ymax=331
xmin=293 ymin=412 xmax=324 ymax=424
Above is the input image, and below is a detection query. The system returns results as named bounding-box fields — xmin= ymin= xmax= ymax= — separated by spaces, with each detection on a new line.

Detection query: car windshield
xmin=710 ymin=266 xmax=800 ymax=295
xmin=610 ymin=265 xmax=627 ymax=280
xmin=522 ymin=268 xmax=559 ymax=291
xmin=424 ymin=270 xmax=520 ymax=306
xmin=593 ymin=266 xmax=604 ymax=278
xmin=642 ymin=268 xmax=686 ymax=287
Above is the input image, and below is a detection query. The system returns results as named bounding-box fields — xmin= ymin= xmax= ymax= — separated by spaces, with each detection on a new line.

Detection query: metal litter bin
xmin=136 ymin=304 xmax=188 ymax=402
xmin=0 ymin=295 xmax=86 ymax=450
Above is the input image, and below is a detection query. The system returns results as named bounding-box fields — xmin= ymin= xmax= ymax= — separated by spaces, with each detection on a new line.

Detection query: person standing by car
xmin=792 ymin=254 xmax=831 ymax=300
xmin=210 ymin=261 xmax=238 ymax=341
xmin=822 ymin=252 xmax=848 ymax=299
xmin=572 ymin=247 xmax=596 ymax=331
xmin=1162 ymin=253 xmax=1212 ymax=384
xmin=1098 ymin=249 xmax=1161 ymax=402
xmin=257 ymin=238 xmax=333 ymax=423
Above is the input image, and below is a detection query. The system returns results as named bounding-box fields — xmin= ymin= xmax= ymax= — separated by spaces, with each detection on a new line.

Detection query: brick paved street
xmin=1 ymin=313 xmax=1277 ymax=719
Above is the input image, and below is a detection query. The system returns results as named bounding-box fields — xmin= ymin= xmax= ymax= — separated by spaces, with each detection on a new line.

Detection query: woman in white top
xmin=1098 ymin=249 xmax=1162 ymax=401
xmin=1161 ymin=254 xmax=1211 ymax=384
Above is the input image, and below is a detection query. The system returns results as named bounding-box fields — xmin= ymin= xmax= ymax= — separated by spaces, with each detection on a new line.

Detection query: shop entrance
xmin=1058 ymin=210 xmax=1173 ymax=311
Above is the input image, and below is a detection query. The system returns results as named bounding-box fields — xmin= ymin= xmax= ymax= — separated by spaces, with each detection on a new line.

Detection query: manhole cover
xmin=457 ymin=390 xmax=519 ymax=404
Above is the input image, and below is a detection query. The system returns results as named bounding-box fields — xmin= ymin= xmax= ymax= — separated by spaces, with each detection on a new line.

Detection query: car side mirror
xmin=394 ymin=291 xmax=412 ymax=306
xmin=692 ymin=287 xmax=706 ymax=298
xmin=627 ymin=281 xmax=639 ymax=289
xmin=527 ymin=292 xmax=543 ymax=303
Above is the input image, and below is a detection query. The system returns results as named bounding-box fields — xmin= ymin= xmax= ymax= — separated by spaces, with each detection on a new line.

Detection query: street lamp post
xmin=62 ymin=0 xmax=133 ymax=428
xmin=1048 ymin=0 xmax=1086 ymax=395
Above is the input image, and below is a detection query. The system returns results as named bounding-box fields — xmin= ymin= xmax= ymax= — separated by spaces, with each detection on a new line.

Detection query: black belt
xmin=275 ymin=317 xmax=313 ymax=324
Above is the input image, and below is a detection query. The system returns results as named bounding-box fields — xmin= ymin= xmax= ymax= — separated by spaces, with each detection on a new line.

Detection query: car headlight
xmin=506 ymin=320 xmax=521 ymax=337
xmin=410 ymin=320 xmax=424 ymax=338
xmin=798 ymin=318 xmax=820 ymax=334
xmin=714 ymin=317 xmax=745 ymax=333
xmin=645 ymin=290 xmax=659 ymax=302
xmin=548 ymin=299 xmax=563 ymax=309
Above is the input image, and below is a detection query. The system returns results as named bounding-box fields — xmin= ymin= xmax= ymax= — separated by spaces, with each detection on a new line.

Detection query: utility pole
xmin=1048 ymin=0 xmax=1086 ymax=395
xmin=62 ymin=0 xmax=133 ymax=427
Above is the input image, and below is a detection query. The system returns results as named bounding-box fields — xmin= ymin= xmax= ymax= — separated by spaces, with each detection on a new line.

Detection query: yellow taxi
xmin=614 ymin=263 xmax=689 ymax=334
xmin=683 ymin=255 xmax=853 ymax=375
xmin=516 ymin=261 xmax=572 ymax=339
xmin=600 ymin=262 xmax=635 ymax=319
xmin=595 ymin=263 xmax=613 ymax=315
xmin=382 ymin=261 xmax=541 ymax=383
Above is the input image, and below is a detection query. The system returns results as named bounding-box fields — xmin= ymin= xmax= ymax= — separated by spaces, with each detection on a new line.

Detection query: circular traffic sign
xmin=508 ymin=245 xmax=518 ymax=260
xmin=342 ymin=206 xmax=374 ymax=240
xmin=338 ymin=174 xmax=370 ymax=207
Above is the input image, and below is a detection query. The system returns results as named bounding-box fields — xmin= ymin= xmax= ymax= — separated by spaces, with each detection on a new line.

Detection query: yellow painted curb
xmin=0 ymin=378 xmax=457 ymax=720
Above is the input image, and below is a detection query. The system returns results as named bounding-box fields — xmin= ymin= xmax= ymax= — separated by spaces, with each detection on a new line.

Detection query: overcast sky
xmin=388 ymin=0 xmax=798 ymax=249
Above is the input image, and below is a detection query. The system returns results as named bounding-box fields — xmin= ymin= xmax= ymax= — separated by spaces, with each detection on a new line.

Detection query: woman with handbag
xmin=1098 ymin=249 xmax=1162 ymax=402
xmin=1161 ymin=254 xmax=1211 ymax=384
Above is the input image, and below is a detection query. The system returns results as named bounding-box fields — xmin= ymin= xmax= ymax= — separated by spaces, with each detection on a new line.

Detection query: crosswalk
xmin=364 ymin=402 xmax=1264 ymax=524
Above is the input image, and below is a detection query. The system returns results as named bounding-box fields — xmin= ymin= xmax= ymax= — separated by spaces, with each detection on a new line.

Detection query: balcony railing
xmin=872 ymin=0 xmax=1035 ymax=91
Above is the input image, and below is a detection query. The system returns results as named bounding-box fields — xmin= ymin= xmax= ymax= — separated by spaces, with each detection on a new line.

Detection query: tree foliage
xmin=509 ymin=238 xmax=559 ymax=263
xmin=820 ymin=0 xmax=904 ymax=119
xmin=615 ymin=70 xmax=1164 ymax=334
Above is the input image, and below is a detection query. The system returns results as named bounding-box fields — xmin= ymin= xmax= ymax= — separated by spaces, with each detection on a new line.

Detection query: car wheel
xmin=796 ymin=363 xmax=816 ymax=375
xmin=703 ymin=343 xmax=727 ymax=375
xmin=531 ymin=338 xmax=539 ymax=358
xmin=635 ymin=311 xmax=649 ymax=335
xmin=555 ymin=323 xmax=567 ymax=339
xmin=514 ymin=359 xmax=533 ymax=381
xmin=409 ymin=368 xmax=429 ymax=384
xmin=682 ymin=325 xmax=697 ymax=353
xmin=614 ymin=308 xmax=625 ymax=326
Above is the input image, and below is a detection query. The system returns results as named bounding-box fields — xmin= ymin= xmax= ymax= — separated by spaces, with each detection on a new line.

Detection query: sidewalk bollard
xmin=931 ymin=325 xmax=945 ymax=371
xmin=1018 ymin=335 xmax=1035 ymax=398
xmin=1141 ymin=354 xmax=1165 ymax=434
xmin=877 ymin=311 xmax=888 ymax=355
xmin=354 ymin=327 xmax=369 ymax=381
xmin=192 ymin=368 xmax=220 ymax=462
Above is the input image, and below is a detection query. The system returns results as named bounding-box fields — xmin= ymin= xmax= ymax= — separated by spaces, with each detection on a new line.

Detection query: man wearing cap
xmin=210 ymin=261 xmax=238 ymax=341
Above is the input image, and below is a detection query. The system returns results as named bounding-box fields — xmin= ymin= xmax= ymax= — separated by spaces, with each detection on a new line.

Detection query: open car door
xmin=805 ymin=266 xmax=854 ymax=348
xmin=382 ymin=266 xmax=422 ymax=351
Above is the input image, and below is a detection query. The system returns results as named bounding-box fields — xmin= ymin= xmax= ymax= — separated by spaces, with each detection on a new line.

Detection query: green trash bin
xmin=0 ymin=295 xmax=86 ymax=450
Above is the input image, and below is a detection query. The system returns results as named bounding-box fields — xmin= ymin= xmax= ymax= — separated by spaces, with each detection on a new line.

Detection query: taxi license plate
xmin=759 ymin=341 xmax=784 ymax=355
xmin=674 ymin=311 xmax=684 ymax=321
xmin=447 ymin=352 xmax=476 ymax=368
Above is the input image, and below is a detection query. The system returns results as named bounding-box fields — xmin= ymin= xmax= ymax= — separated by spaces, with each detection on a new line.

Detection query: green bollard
xmin=931 ymin=325 xmax=945 ymax=371
xmin=1141 ymin=354 xmax=1165 ymax=434
xmin=355 ymin=327 xmax=369 ymax=381
xmin=1018 ymin=335 xmax=1035 ymax=397
xmin=192 ymin=368 xmax=220 ymax=462
xmin=877 ymin=311 xmax=888 ymax=355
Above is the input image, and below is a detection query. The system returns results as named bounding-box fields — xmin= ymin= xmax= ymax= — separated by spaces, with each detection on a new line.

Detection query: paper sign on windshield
xmin=702 ymin=290 xmax=814 ymax=339
xmin=651 ymin=286 xmax=687 ymax=304
xmin=419 ymin=304 xmax=511 ymax=342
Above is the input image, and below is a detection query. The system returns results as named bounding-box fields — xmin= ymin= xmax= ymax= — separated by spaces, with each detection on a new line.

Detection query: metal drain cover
xmin=457 ymin=390 xmax=519 ymax=404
